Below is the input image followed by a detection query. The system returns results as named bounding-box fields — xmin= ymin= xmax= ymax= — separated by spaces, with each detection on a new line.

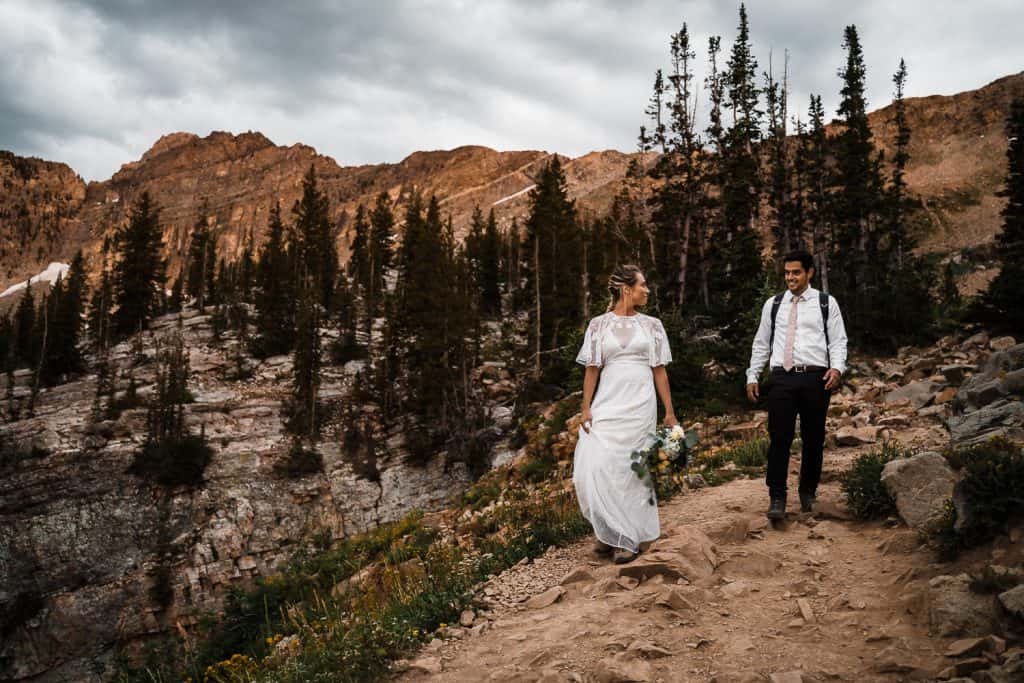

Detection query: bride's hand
xmin=663 ymin=413 xmax=678 ymax=428
xmin=581 ymin=408 xmax=594 ymax=433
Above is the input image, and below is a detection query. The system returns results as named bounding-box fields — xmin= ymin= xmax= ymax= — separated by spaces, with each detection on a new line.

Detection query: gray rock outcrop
xmin=881 ymin=452 xmax=956 ymax=529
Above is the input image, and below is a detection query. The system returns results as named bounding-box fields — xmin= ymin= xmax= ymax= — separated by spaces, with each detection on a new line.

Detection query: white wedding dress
xmin=572 ymin=312 xmax=672 ymax=553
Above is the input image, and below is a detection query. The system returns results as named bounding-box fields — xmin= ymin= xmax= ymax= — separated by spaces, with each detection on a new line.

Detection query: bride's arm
xmin=652 ymin=366 xmax=677 ymax=427
xmin=580 ymin=366 xmax=600 ymax=432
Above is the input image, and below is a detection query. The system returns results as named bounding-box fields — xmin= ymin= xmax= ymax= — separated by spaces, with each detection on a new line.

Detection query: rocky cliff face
xmin=0 ymin=152 xmax=87 ymax=286
xmin=0 ymin=307 xmax=520 ymax=681
xmin=864 ymin=71 xmax=1024 ymax=254
xmin=67 ymin=138 xmax=634 ymax=293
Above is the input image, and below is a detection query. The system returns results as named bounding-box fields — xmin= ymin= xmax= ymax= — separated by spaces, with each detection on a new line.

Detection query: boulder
xmin=948 ymin=399 xmax=1024 ymax=445
xmin=962 ymin=378 xmax=1009 ymax=408
xmin=881 ymin=452 xmax=956 ymax=529
xmin=835 ymin=425 xmax=879 ymax=446
xmin=928 ymin=574 xmax=999 ymax=637
xmin=559 ymin=567 xmax=596 ymax=585
xmin=998 ymin=585 xmax=1024 ymax=620
xmin=617 ymin=527 xmax=717 ymax=584
xmin=1002 ymin=368 xmax=1024 ymax=395
xmin=876 ymin=414 xmax=911 ymax=427
xmin=963 ymin=331 xmax=990 ymax=349
xmin=939 ymin=364 xmax=973 ymax=386
xmin=524 ymin=586 xmax=565 ymax=609
xmin=885 ymin=380 xmax=942 ymax=409
xmin=991 ymin=336 xmax=1018 ymax=351
xmin=944 ymin=635 xmax=1006 ymax=658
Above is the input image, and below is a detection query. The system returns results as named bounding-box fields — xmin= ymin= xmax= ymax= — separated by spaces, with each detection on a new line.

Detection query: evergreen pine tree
xmin=287 ymin=278 xmax=321 ymax=440
xmin=88 ymin=239 xmax=115 ymax=353
xmin=715 ymin=4 xmax=764 ymax=328
xmin=239 ymin=227 xmax=255 ymax=303
xmin=369 ymin=191 xmax=394 ymax=296
xmin=291 ymin=165 xmax=337 ymax=311
xmin=186 ymin=205 xmax=211 ymax=310
xmin=983 ymin=96 xmax=1024 ymax=333
xmin=765 ymin=50 xmax=798 ymax=261
xmin=128 ymin=321 xmax=212 ymax=486
xmin=889 ymin=59 xmax=911 ymax=268
xmin=800 ymin=95 xmax=832 ymax=292
xmin=112 ymin=192 xmax=165 ymax=338
xmin=13 ymin=282 xmax=35 ymax=368
xmin=479 ymin=209 xmax=502 ymax=317
xmin=0 ymin=314 xmax=10 ymax=374
xmin=204 ymin=238 xmax=219 ymax=307
xmin=831 ymin=25 xmax=885 ymax=332
xmin=649 ymin=23 xmax=703 ymax=312
xmin=253 ymin=203 xmax=295 ymax=357
xmin=41 ymin=252 xmax=87 ymax=383
xmin=349 ymin=203 xmax=370 ymax=292
xmin=522 ymin=157 xmax=581 ymax=380
xmin=701 ymin=35 xmax=727 ymax=313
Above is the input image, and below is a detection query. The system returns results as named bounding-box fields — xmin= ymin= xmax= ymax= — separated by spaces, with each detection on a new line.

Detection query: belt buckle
xmin=793 ymin=365 xmax=808 ymax=373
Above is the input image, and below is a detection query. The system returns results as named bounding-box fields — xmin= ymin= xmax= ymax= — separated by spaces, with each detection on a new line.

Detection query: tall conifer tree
xmin=112 ymin=192 xmax=165 ymax=338
xmin=522 ymin=156 xmax=580 ymax=379
xmin=984 ymin=96 xmax=1024 ymax=333
xmin=253 ymin=203 xmax=294 ymax=357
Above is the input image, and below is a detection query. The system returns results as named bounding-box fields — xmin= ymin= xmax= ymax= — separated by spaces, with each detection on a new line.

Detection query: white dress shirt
xmin=746 ymin=286 xmax=848 ymax=384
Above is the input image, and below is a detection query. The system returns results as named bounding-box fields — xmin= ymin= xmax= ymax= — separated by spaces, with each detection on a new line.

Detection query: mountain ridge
xmin=0 ymin=71 xmax=1021 ymax=293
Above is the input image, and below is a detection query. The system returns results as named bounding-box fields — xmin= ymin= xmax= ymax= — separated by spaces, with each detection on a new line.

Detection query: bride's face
xmin=626 ymin=274 xmax=649 ymax=307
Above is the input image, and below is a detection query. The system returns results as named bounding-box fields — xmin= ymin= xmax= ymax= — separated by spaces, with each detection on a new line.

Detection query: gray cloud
xmin=2 ymin=0 xmax=1021 ymax=181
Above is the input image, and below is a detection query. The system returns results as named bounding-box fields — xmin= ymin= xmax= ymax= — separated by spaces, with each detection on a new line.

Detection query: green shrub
xmin=946 ymin=436 xmax=1024 ymax=550
xmin=923 ymin=499 xmax=963 ymax=561
xmin=460 ymin=476 xmax=504 ymax=511
xmin=127 ymin=435 xmax=214 ymax=487
xmin=0 ymin=439 xmax=48 ymax=472
xmin=276 ymin=443 xmax=324 ymax=479
xmin=839 ymin=441 xmax=915 ymax=520
xmin=725 ymin=436 xmax=770 ymax=468
xmin=519 ymin=455 xmax=555 ymax=483
xmin=703 ymin=398 xmax=726 ymax=417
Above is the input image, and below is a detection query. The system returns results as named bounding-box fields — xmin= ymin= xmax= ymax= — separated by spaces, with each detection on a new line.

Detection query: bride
xmin=572 ymin=265 xmax=676 ymax=564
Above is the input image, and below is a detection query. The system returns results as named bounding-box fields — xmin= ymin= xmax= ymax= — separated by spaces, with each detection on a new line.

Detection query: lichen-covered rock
xmin=928 ymin=574 xmax=999 ymax=637
xmin=881 ymin=452 xmax=956 ymax=529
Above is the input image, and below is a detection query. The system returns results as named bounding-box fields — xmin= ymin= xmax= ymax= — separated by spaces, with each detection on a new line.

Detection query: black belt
xmin=771 ymin=365 xmax=828 ymax=374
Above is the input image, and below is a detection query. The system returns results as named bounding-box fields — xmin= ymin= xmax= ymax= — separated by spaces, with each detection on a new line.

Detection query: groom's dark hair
xmin=782 ymin=249 xmax=815 ymax=272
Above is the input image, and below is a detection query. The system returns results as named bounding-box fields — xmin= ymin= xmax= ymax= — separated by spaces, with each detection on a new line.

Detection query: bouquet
xmin=630 ymin=424 xmax=700 ymax=505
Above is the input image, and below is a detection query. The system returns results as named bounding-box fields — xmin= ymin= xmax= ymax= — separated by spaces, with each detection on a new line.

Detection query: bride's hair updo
xmin=606 ymin=264 xmax=643 ymax=312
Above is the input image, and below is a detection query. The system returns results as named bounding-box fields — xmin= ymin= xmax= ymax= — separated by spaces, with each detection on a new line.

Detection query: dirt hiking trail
xmin=396 ymin=421 xmax=1007 ymax=682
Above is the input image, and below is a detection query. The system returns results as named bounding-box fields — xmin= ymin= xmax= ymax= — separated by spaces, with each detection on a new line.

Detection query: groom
xmin=746 ymin=250 xmax=848 ymax=520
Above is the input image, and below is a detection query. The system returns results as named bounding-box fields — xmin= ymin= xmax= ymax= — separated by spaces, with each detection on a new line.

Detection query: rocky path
xmin=395 ymin=422 xmax=984 ymax=682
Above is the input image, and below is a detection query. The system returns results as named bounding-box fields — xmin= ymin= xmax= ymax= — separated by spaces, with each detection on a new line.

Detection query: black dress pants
xmin=765 ymin=369 xmax=831 ymax=499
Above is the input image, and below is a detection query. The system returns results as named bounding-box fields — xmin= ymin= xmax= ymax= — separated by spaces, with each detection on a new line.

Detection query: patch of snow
xmin=491 ymin=184 xmax=536 ymax=207
xmin=0 ymin=262 xmax=70 ymax=298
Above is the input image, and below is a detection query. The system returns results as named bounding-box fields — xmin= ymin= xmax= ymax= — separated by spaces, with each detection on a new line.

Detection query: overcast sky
xmin=2 ymin=0 xmax=1021 ymax=182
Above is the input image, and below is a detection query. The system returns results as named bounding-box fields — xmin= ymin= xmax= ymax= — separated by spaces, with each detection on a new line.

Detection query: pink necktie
xmin=783 ymin=295 xmax=801 ymax=371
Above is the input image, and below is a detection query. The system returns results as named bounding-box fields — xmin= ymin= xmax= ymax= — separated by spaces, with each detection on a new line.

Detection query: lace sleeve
xmin=576 ymin=317 xmax=603 ymax=367
xmin=649 ymin=317 xmax=672 ymax=367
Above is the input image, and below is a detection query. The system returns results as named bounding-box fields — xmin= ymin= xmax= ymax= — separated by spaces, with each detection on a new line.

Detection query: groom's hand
xmin=746 ymin=383 xmax=759 ymax=403
xmin=823 ymin=369 xmax=842 ymax=391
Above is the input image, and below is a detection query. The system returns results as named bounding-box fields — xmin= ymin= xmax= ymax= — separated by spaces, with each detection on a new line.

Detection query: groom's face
xmin=783 ymin=261 xmax=813 ymax=294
